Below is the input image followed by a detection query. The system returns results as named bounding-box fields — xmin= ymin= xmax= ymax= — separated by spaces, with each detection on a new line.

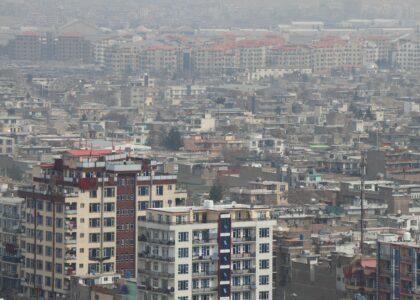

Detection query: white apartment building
xmin=138 ymin=201 xmax=276 ymax=300
xmin=394 ymin=38 xmax=420 ymax=71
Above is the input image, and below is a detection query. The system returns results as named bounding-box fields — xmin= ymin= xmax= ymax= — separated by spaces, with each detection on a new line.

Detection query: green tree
xmin=209 ymin=182 xmax=223 ymax=201
xmin=163 ymin=127 xmax=183 ymax=151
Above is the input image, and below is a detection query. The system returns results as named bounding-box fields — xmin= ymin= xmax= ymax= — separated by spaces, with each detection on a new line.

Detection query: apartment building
xmin=0 ymin=197 xmax=25 ymax=296
xmin=17 ymin=149 xmax=187 ymax=299
xmin=267 ymin=45 xmax=312 ymax=70
xmin=55 ymin=33 xmax=93 ymax=63
xmin=11 ymin=32 xmax=42 ymax=61
xmin=230 ymin=180 xmax=288 ymax=206
xmin=137 ymin=201 xmax=276 ymax=300
xmin=0 ymin=135 xmax=15 ymax=155
xmin=394 ymin=38 xmax=420 ymax=71
xmin=377 ymin=240 xmax=420 ymax=299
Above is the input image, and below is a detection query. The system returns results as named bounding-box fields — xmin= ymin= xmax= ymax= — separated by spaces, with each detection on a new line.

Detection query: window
xmin=233 ymin=292 xmax=241 ymax=300
xmin=46 ymin=216 xmax=52 ymax=226
xmin=104 ymin=217 xmax=114 ymax=227
xmin=259 ymin=275 xmax=269 ymax=285
xmin=233 ymin=245 xmax=240 ymax=254
xmin=243 ymin=275 xmax=251 ymax=285
xmin=45 ymin=276 xmax=51 ymax=287
xmin=259 ymin=291 xmax=269 ymax=300
xmin=201 ymin=279 xmax=209 ymax=288
xmin=178 ymin=297 xmax=188 ymax=300
xmin=55 ymin=263 xmax=62 ymax=274
xmin=233 ymin=228 xmax=240 ymax=238
xmin=138 ymin=201 xmax=148 ymax=210
xmin=55 ymin=233 xmax=63 ymax=243
xmin=259 ymin=243 xmax=269 ymax=253
xmin=233 ymin=261 xmax=241 ymax=270
xmin=259 ymin=259 xmax=269 ymax=269
xmin=259 ymin=228 xmax=270 ymax=238
xmin=56 ymin=248 xmax=62 ymax=258
xmin=89 ymin=233 xmax=100 ymax=243
xmin=156 ymin=186 xmax=163 ymax=196
xmin=178 ymin=264 xmax=189 ymax=274
xmin=46 ymin=231 xmax=53 ymax=241
xmin=89 ymin=248 xmax=100 ymax=259
xmin=178 ymin=232 xmax=189 ymax=242
xmin=89 ymin=203 xmax=101 ymax=213
xmin=55 ymin=279 xmax=62 ymax=289
xmin=233 ymin=276 xmax=240 ymax=286
xmin=104 ymin=247 xmax=114 ymax=257
xmin=56 ymin=218 xmax=63 ymax=228
xmin=104 ymin=232 xmax=114 ymax=242
xmin=152 ymin=201 xmax=163 ymax=208
xmin=89 ymin=218 xmax=100 ymax=228
xmin=45 ymin=262 xmax=52 ymax=271
xmin=104 ymin=188 xmax=115 ymax=197
xmin=89 ymin=190 xmax=97 ymax=198
xmin=178 ymin=280 xmax=188 ymax=291
xmin=104 ymin=203 xmax=114 ymax=212
xmin=139 ymin=186 xmax=149 ymax=196
xmin=178 ymin=248 xmax=189 ymax=258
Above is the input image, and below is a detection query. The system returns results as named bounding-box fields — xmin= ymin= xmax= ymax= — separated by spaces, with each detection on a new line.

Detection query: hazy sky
xmin=1 ymin=0 xmax=419 ymax=28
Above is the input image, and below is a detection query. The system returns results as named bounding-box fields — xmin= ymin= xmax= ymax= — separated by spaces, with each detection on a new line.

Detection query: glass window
xmin=259 ymin=275 xmax=269 ymax=285
xmin=139 ymin=186 xmax=149 ymax=196
xmin=259 ymin=243 xmax=269 ymax=253
xmin=259 ymin=259 xmax=269 ymax=269
xmin=259 ymin=228 xmax=270 ymax=238
xmin=178 ymin=264 xmax=189 ymax=274
xmin=178 ymin=232 xmax=189 ymax=242
xmin=178 ymin=248 xmax=189 ymax=258
xmin=104 ymin=188 xmax=115 ymax=197
xmin=259 ymin=291 xmax=269 ymax=300
xmin=156 ymin=186 xmax=164 ymax=196
xmin=178 ymin=280 xmax=188 ymax=291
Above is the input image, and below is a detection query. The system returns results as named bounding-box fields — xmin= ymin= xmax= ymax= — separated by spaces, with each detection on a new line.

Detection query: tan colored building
xmin=18 ymin=149 xmax=187 ymax=299
xmin=138 ymin=201 xmax=276 ymax=300
xmin=230 ymin=180 xmax=288 ymax=205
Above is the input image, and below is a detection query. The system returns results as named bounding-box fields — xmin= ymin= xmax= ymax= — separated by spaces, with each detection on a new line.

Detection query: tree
xmin=163 ymin=127 xmax=183 ymax=151
xmin=209 ymin=182 xmax=223 ymax=202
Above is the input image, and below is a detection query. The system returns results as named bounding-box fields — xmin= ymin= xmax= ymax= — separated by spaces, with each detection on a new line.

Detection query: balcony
xmin=192 ymin=271 xmax=217 ymax=278
xmin=233 ymin=236 xmax=256 ymax=243
xmin=1 ymin=270 xmax=19 ymax=278
xmin=231 ymin=268 xmax=256 ymax=274
xmin=65 ymin=208 xmax=77 ymax=215
xmin=231 ymin=284 xmax=254 ymax=291
xmin=193 ymin=238 xmax=217 ymax=245
xmin=345 ymin=283 xmax=361 ymax=291
xmin=138 ymin=235 xmax=175 ymax=245
xmin=192 ymin=287 xmax=217 ymax=294
xmin=138 ymin=285 xmax=174 ymax=295
xmin=138 ymin=252 xmax=175 ymax=262
xmin=2 ymin=255 xmax=21 ymax=263
xmin=65 ymin=237 xmax=76 ymax=245
xmin=138 ymin=269 xmax=174 ymax=278
xmin=232 ymin=253 xmax=255 ymax=259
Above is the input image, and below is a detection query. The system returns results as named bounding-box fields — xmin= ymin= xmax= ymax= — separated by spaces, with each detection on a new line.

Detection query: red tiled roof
xmin=20 ymin=31 xmax=40 ymax=37
xmin=66 ymin=149 xmax=112 ymax=157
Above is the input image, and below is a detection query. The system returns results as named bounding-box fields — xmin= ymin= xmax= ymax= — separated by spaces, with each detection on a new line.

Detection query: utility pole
xmin=360 ymin=152 xmax=366 ymax=255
